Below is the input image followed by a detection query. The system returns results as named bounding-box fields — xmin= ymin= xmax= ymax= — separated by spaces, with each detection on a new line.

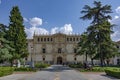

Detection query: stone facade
xmin=27 ymin=33 xmax=120 ymax=65
xmin=113 ymin=41 xmax=120 ymax=65
xmin=27 ymin=33 xmax=87 ymax=64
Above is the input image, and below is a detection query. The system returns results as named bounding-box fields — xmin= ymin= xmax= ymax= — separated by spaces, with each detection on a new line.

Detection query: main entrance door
xmin=57 ymin=57 xmax=62 ymax=64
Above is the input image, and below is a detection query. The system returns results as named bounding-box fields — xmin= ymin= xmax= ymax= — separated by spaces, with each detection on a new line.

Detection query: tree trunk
xmin=85 ymin=53 xmax=88 ymax=62
xmin=17 ymin=59 xmax=21 ymax=68
xmin=100 ymin=53 xmax=104 ymax=67
xmin=91 ymin=58 xmax=94 ymax=66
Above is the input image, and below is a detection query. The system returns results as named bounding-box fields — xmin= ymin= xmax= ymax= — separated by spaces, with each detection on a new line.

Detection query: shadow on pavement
xmin=101 ymin=74 xmax=118 ymax=79
xmin=41 ymin=65 xmax=72 ymax=72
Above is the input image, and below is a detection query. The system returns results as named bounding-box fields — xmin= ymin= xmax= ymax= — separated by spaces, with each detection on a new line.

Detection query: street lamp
xmin=31 ymin=46 xmax=34 ymax=68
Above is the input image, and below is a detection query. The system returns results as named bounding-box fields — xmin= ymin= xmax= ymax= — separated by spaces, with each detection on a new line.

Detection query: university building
xmin=27 ymin=33 xmax=86 ymax=64
xmin=27 ymin=33 xmax=120 ymax=65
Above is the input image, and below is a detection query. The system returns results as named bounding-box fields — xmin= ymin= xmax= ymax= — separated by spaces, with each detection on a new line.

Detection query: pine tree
xmin=79 ymin=1 xmax=118 ymax=66
xmin=0 ymin=24 xmax=13 ymax=63
xmin=7 ymin=6 xmax=28 ymax=64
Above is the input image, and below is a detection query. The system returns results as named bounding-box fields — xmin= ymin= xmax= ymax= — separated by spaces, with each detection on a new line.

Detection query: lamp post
xmin=31 ymin=46 xmax=34 ymax=68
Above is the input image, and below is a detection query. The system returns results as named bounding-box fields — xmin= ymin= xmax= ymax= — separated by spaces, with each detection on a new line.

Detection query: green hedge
xmin=79 ymin=67 xmax=105 ymax=72
xmin=105 ymin=68 xmax=120 ymax=79
xmin=69 ymin=63 xmax=83 ymax=68
xmin=35 ymin=63 xmax=50 ymax=68
xmin=0 ymin=67 xmax=14 ymax=77
xmin=14 ymin=67 xmax=37 ymax=72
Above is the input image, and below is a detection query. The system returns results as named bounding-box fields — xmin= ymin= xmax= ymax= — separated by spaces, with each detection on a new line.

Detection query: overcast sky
xmin=0 ymin=0 xmax=120 ymax=41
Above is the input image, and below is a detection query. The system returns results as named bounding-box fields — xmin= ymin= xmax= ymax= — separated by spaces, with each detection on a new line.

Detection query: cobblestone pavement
xmin=0 ymin=65 xmax=119 ymax=80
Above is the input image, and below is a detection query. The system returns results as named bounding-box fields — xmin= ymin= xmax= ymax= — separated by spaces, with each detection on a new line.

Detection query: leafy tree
xmin=0 ymin=24 xmax=13 ymax=63
xmin=7 ymin=6 xmax=28 ymax=66
xmin=77 ymin=32 xmax=97 ymax=66
xmin=80 ymin=1 xmax=118 ymax=66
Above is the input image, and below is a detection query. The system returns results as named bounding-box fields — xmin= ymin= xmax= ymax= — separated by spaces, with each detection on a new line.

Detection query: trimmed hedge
xmin=79 ymin=67 xmax=105 ymax=72
xmin=69 ymin=63 xmax=83 ymax=68
xmin=105 ymin=68 xmax=120 ymax=79
xmin=35 ymin=63 xmax=50 ymax=68
xmin=14 ymin=67 xmax=37 ymax=72
xmin=0 ymin=67 xmax=14 ymax=77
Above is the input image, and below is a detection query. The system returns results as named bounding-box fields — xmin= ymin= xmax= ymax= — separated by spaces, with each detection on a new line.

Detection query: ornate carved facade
xmin=27 ymin=33 xmax=120 ymax=65
xmin=27 ymin=33 xmax=86 ymax=64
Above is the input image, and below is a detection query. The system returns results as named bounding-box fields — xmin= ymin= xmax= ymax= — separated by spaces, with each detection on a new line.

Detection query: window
xmin=43 ymin=57 xmax=45 ymax=61
xmin=70 ymin=38 xmax=72 ymax=41
xmin=76 ymin=38 xmax=78 ymax=41
xmin=41 ymin=38 xmax=43 ymax=41
xmin=117 ymin=59 xmax=120 ymax=65
xmin=58 ymin=48 xmax=62 ymax=53
xmin=116 ymin=45 xmax=119 ymax=49
xmin=74 ymin=57 xmax=77 ymax=61
xmin=51 ymin=38 xmax=53 ymax=41
xmin=42 ymin=48 xmax=46 ymax=53
xmin=44 ymin=38 xmax=46 ymax=41
xmin=38 ymin=38 xmax=40 ymax=42
xmin=73 ymin=38 xmax=75 ymax=41
xmin=47 ymin=38 xmax=49 ymax=41
xmin=74 ymin=48 xmax=77 ymax=53
xmin=67 ymin=38 xmax=69 ymax=41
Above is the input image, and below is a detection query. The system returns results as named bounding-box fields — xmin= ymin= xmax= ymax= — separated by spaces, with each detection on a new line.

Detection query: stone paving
xmin=81 ymin=72 xmax=119 ymax=80
xmin=0 ymin=65 xmax=119 ymax=80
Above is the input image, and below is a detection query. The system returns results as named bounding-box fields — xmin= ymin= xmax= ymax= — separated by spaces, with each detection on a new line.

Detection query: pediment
xmin=52 ymin=33 xmax=66 ymax=37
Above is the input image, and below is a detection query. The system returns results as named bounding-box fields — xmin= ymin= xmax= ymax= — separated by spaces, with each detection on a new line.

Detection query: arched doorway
xmin=57 ymin=57 xmax=62 ymax=64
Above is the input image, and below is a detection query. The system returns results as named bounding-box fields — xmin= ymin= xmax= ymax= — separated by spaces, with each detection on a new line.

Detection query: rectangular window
xmin=73 ymin=38 xmax=75 ymax=41
xmin=51 ymin=38 xmax=53 ymax=41
xmin=44 ymin=38 xmax=46 ymax=41
xmin=43 ymin=58 xmax=45 ymax=61
xmin=70 ymin=38 xmax=72 ymax=41
xmin=47 ymin=38 xmax=49 ymax=41
xmin=74 ymin=48 xmax=77 ymax=53
xmin=67 ymin=38 xmax=69 ymax=41
xmin=58 ymin=48 xmax=62 ymax=53
xmin=76 ymin=38 xmax=78 ymax=41
xmin=38 ymin=38 xmax=40 ymax=42
xmin=41 ymin=38 xmax=43 ymax=41
xmin=117 ymin=59 xmax=120 ymax=65
xmin=42 ymin=48 xmax=46 ymax=53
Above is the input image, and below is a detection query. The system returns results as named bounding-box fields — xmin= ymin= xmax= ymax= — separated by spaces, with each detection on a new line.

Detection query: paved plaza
xmin=0 ymin=65 xmax=118 ymax=80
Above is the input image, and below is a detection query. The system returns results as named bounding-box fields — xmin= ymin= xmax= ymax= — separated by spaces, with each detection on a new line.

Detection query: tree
xmin=80 ymin=1 xmax=118 ymax=66
xmin=0 ymin=24 xmax=13 ymax=63
xmin=7 ymin=6 xmax=28 ymax=66
xmin=77 ymin=32 xmax=97 ymax=66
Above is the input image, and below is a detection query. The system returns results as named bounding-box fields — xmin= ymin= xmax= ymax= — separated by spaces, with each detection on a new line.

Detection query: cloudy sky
xmin=0 ymin=0 xmax=120 ymax=41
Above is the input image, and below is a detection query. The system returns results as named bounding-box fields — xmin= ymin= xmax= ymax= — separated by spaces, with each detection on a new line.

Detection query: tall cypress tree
xmin=7 ymin=6 xmax=28 ymax=61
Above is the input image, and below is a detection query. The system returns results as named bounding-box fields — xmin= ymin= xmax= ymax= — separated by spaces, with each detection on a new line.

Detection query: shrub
xmin=35 ymin=63 xmax=50 ymax=68
xmin=69 ymin=63 xmax=83 ymax=68
xmin=0 ymin=67 xmax=14 ymax=77
xmin=105 ymin=68 xmax=120 ymax=79
xmin=14 ymin=67 xmax=37 ymax=72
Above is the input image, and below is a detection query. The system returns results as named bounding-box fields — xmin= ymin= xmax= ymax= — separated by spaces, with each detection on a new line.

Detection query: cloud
xmin=25 ymin=27 xmax=48 ymax=39
xmin=110 ymin=6 xmax=120 ymax=41
xmin=24 ymin=17 xmax=73 ymax=39
xmin=0 ymin=0 xmax=1 ymax=4
xmin=51 ymin=24 xmax=73 ymax=34
xmin=115 ymin=6 xmax=120 ymax=14
xmin=24 ymin=17 xmax=47 ymax=39
xmin=30 ymin=17 xmax=42 ymax=27
xmin=23 ymin=17 xmax=28 ymax=22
